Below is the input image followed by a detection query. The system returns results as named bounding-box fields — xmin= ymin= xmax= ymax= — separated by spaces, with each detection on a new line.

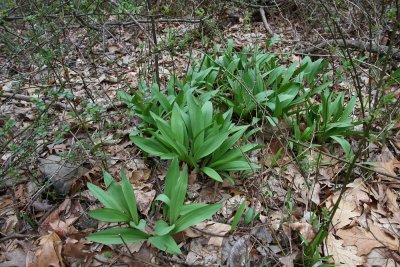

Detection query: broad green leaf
xmin=171 ymin=105 xmax=186 ymax=149
xmin=155 ymin=194 xmax=171 ymax=206
xmin=173 ymin=203 xmax=222 ymax=233
xmin=331 ymin=136 xmax=353 ymax=160
xmin=87 ymin=183 xmax=119 ymax=210
xmin=88 ymin=208 xmax=130 ymax=222
xmin=210 ymin=145 xmax=258 ymax=168
xmin=130 ymin=136 xmax=171 ymax=157
xmin=103 ymin=171 xmax=113 ymax=187
xmin=187 ymin=93 xmax=205 ymax=151
xmin=341 ymin=96 xmax=356 ymax=120
xmin=169 ymin=165 xmax=188 ymax=224
xmin=130 ymin=219 xmax=147 ymax=231
xmin=180 ymin=203 xmax=209 ymax=216
xmin=148 ymin=234 xmax=181 ymax=254
xmin=201 ymin=167 xmax=223 ymax=182
xmin=231 ymin=198 xmax=246 ymax=231
xmin=105 ymin=177 xmax=130 ymax=215
xmin=154 ymin=220 xmax=175 ymax=236
xmin=164 ymin=158 xmax=180 ymax=199
xmin=212 ymin=126 xmax=248 ymax=160
xmin=202 ymin=101 xmax=213 ymax=128
xmin=87 ymin=228 xmax=148 ymax=244
xmin=213 ymin=161 xmax=258 ymax=171
xmin=194 ymin=131 xmax=230 ymax=160
xmin=121 ymin=169 xmax=139 ymax=224
xmin=151 ymin=114 xmax=188 ymax=158
xmin=244 ymin=207 xmax=259 ymax=224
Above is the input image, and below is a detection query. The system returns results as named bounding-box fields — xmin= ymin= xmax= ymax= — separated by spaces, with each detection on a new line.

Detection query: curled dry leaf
xmin=286 ymin=222 xmax=316 ymax=242
xmin=135 ymin=189 xmax=156 ymax=215
xmin=30 ymin=232 xmax=64 ymax=267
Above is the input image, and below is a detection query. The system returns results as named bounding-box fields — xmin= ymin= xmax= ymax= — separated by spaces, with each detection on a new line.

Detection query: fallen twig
xmin=259 ymin=7 xmax=274 ymax=35
xmin=1 ymin=92 xmax=126 ymax=112
xmin=1 ymin=92 xmax=69 ymax=110
xmin=0 ymin=233 xmax=38 ymax=243
xmin=288 ymin=138 xmax=400 ymax=180
xmin=299 ymin=39 xmax=400 ymax=60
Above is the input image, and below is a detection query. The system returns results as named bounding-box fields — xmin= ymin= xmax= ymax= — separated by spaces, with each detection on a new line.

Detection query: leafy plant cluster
xmin=88 ymin=40 xmax=360 ymax=255
xmin=87 ymin=159 xmax=221 ymax=254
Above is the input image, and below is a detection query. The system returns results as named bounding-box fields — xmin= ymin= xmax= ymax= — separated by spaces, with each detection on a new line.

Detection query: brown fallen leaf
xmin=365 ymin=248 xmax=397 ymax=267
xmin=135 ymin=189 xmax=156 ymax=215
xmin=0 ymin=248 xmax=27 ymax=267
xmin=337 ymin=221 xmax=399 ymax=256
xmin=194 ymin=221 xmax=231 ymax=246
xmin=63 ymin=237 xmax=92 ymax=259
xmin=286 ymin=222 xmax=316 ymax=242
xmin=325 ymin=233 xmax=364 ymax=266
xmin=373 ymin=159 xmax=400 ymax=177
xmin=279 ymin=251 xmax=298 ymax=267
xmin=30 ymin=232 xmax=64 ymax=267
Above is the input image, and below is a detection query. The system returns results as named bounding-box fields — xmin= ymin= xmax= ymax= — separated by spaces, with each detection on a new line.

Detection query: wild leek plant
xmin=186 ymin=40 xmax=331 ymax=119
xmin=87 ymin=159 xmax=222 ymax=254
xmin=292 ymin=90 xmax=359 ymax=159
xmin=130 ymin=91 xmax=259 ymax=183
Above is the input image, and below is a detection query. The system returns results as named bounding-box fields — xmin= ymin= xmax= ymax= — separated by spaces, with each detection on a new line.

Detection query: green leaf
xmin=148 ymin=234 xmax=181 ymax=254
xmin=130 ymin=136 xmax=171 ymax=157
xmin=231 ymin=199 xmax=246 ymax=231
xmin=180 ymin=203 xmax=209 ymax=216
xmin=154 ymin=220 xmax=175 ymax=236
xmin=244 ymin=207 xmax=259 ymax=224
xmin=105 ymin=176 xmax=130 ymax=215
xmin=173 ymin=203 xmax=222 ymax=233
xmin=330 ymin=136 xmax=353 ymax=160
xmin=87 ymin=183 xmax=119 ymax=210
xmin=171 ymin=105 xmax=186 ymax=149
xmin=155 ymin=193 xmax=171 ymax=206
xmin=201 ymin=167 xmax=223 ymax=182
xmin=130 ymin=219 xmax=147 ymax=231
xmin=164 ymin=158 xmax=180 ymax=199
xmin=213 ymin=160 xmax=258 ymax=171
xmin=103 ymin=171 xmax=113 ymax=187
xmin=87 ymin=228 xmax=148 ymax=244
xmin=88 ymin=208 xmax=131 ymax=222
xmin=187 ymin=93 xmax=204 ymax=149
xmin=212 ymin=126 xmax=248 ymax=160
xmin=194 ymin=131 xmax=230 ymax=160
xmin=121 ymin=169 xmax=139 ymax=224
xmin=169 ymin=165 xmax=188 ymax=224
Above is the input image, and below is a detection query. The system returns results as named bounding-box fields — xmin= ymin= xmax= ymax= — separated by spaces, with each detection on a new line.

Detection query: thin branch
xmin=299 ymin=39 xmax=400 ymax=60
xmin=1 ymin=92 xmax=69 ymax=110
xmin=259 ymin=7 xmax=274 ymax=35
xmin=288 ymin=138 xmax=400 ymax=180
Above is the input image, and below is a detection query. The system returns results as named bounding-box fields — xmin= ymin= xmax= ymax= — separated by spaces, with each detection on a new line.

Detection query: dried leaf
xmin=287 ymin=222 xmax=316 ymax=242
xmin=279 ymin=251 xmax=298 ymax=267
xmin=30 ymin=232 xmax=64 ymax=267
xmin=325 ymin=233 xmax=363 ymax=266
xmin=337 ymin=221 xmax=399 ymax=255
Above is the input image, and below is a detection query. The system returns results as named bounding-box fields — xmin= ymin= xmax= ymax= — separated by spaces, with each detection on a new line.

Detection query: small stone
xmin=38 ymin=155 xmax=87 ymax=195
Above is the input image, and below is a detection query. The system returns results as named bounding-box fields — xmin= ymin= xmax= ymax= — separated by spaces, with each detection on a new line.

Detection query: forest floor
xmin=1 ymin=3 xmax=400 ymax=267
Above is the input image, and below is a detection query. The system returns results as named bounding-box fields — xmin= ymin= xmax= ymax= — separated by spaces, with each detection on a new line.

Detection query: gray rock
xmin=38 ymin=155 xmax=86 ymax=195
